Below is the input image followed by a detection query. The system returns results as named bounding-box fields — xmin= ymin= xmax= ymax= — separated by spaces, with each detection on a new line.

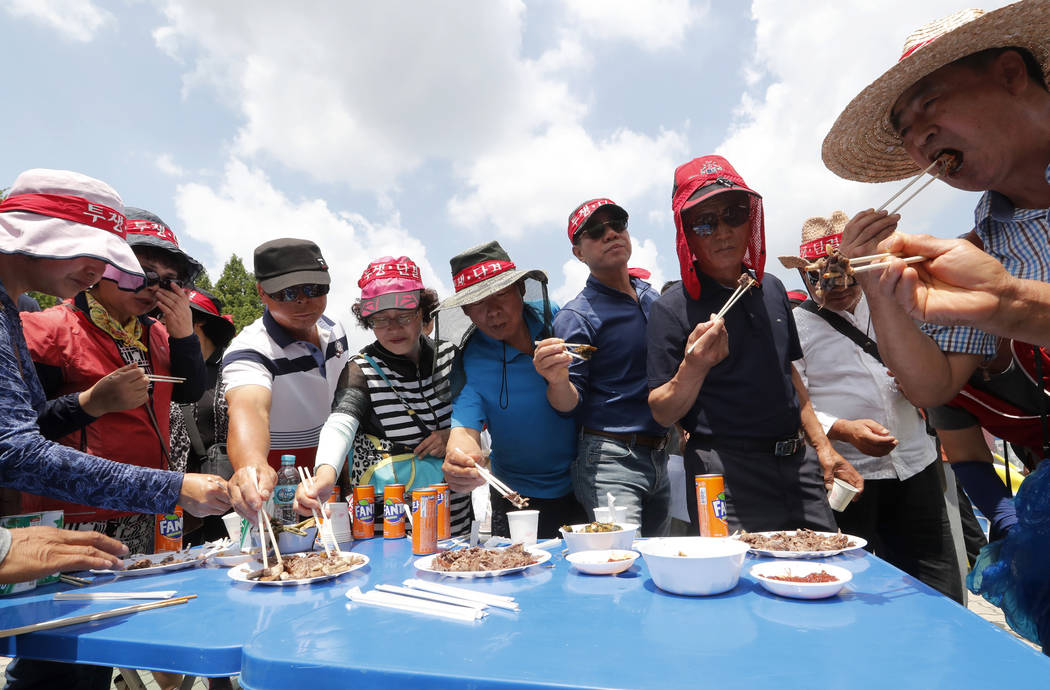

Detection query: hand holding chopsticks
xmin=685 ymin=274 xmax=754 ymax=355
xmin=454 ymin=448 xmax=529 ymax=508
xmin=247 ymin=467 xmax=282 ymax=569
xmin=295 ymin=466 xmax=338 ymax=556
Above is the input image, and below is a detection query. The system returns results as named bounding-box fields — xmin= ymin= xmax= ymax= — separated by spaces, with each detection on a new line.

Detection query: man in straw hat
xmin=790 ymin=212 xmax=962 ymax=602
xmin=439 ymin=241 xmax=586 ymax=539
xmin=647 ymin=154 xmax=862 ymax=535
xmin=823 ymin=2 xmax=1050 ymax=648
xmin=540 ymin=198 xmax=671 ymax=536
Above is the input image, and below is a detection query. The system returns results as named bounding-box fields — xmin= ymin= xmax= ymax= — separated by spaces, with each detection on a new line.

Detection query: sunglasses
xmin=142 ymin=271 xmax=187 ymax=291
xmin=803 ymin=269 xmax=857 ymax=289
xmin=688 ymin=204 xmax=750 ymax=237
xmin=267 ymin=283 xmax=330 ymax=302
xmin=368 ymin=311 xmax=420 ymax=329
xmin=575 ymin=219 xmax=628 ymax=243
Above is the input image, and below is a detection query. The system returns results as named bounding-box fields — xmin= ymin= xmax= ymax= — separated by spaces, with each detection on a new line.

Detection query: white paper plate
xmin=414 ymin=547 xmax=551 ymax=578
xmin=750 ymin=561 xmax=853 ymax=599
xmin=732 ymin=531 xmax=867 ymax=559
xmin=227 ymin=551 xmax=369 ymax=586
xmin=566 ymin=549 xmax=639 ymax=575
xmin=91 ymin=550 xmax=205 ymax=577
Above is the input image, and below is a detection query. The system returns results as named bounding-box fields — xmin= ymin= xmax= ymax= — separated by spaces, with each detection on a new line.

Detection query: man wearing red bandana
xmin=647 ymin=155 xmax=863 ymax=534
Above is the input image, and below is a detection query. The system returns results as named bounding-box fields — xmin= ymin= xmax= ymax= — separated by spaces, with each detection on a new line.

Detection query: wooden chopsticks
xmin=247 ymin=467 xmax=282 ymax=571
xmin=876 ymin=157 xmax=946 ymax=216
xmin=456 ymin=448 xmax=528 ymax=508
xmin=145 ymin=374 xmax=186 ymax=383
xmin=686 ymin=275 xmax=756 ymax=355
xmin=0 ymin=595 xmax=196 ymax=639
xmin=296 ymin=466 xmax=338 ymax=556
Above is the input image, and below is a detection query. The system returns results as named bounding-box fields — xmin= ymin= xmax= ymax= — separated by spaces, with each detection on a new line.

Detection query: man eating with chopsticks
xmin=822 ymin=2 xmax=1050 ymax=651
xmin=646 ymin=154 xmax=862 ymax=534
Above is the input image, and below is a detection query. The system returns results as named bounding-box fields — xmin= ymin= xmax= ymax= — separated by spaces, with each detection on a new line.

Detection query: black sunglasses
xmin=576 ymin=219 xmax=628 ymax=243
xmin=802 ymin=268 xmax=857 ymax=289
xmin=141 ymin=271 xmax=188 ymax=291
xmin=267 ymin=283 xmax=330 ymax=302
xmin=688 ymin=204 xmax=750 ymax=237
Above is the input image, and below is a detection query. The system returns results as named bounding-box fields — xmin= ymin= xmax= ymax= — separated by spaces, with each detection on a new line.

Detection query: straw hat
xmin=822 ymin=2 xmax=1050 ymax=182
xmin=434 ymin=241 xmax=546 ymax=311
xmin=777 ymin=210 xmax=850 ymax=269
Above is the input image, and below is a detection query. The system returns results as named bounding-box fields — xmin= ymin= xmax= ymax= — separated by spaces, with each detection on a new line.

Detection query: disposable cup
xmin=593 ymin=506 xmax=628 ymax=524
xmin=221 ymin=512 xmax=253 ymax=552
xmin=827 ymin=478 xmax=860 ymax=512
xmin=326 ymin=502 xmax=352 ymax=540
xmin=507 ymin=509 xmax=539 ymax=545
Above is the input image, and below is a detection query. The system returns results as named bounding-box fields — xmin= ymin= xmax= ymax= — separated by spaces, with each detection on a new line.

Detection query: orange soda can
xmin=328 ymin=487 xmax=341 ymax=503
xmin=352 ymin=485 xmax=375 ymax=539
xmin=383 ymin=484 xmax=406 ymax=539
xmin=411 ymin=489 xmax=438 ymax=555
xmin=155 ymin=505 xmax=184 ymax=552
xmin=429 ymin=483 xmax=451 ymax=540
xmin=695 ymin=475 xmax=729 ymax=537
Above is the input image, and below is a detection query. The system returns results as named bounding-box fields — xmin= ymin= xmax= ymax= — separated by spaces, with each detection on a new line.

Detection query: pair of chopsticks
xmin=848 ymin=253 xmax=926 ymax=274
xmin=533 ymin=341 xmax=592 ymax=361
xmin=876 ymin=157 xmax=945 ymax=216
xmin=0 ymin=595 xmax=196 ymax=639
xmin=456 ymin=448 xmax=528 ymax=508
xmin=295 ymin=466 xmax=338 ymax=557
xmin=685 ymin=276 xmax=756 ymax=355
xmin=247 ymin=467 xmax=282 ymax=571
xmin=59 ymin=574 xmax=91 ymax=587
xmin=402 ymin=578 xmax=519 ymax=611
xmin=145 ymin=374 xmax=185 ymax=384
xmin=347 ymin=586 xmax=485 ymax=622
xmin=54 ymin=590 xmax=178 ymax=601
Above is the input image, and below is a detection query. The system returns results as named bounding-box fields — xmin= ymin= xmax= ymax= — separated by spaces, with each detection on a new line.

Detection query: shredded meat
xmin=430 ymin=543 xmax=536 ymax=572
xmin=256 ymin=552 xmax=365 ymax=581
xmin=737 ymin=528 xmax=854 ymax=552
xmin=766 ymin=570 xmax=839 ymax=583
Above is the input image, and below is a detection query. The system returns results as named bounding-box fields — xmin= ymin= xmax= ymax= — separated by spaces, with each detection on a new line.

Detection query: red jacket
xmin=20 ymin=302 xmax=174 ymax=522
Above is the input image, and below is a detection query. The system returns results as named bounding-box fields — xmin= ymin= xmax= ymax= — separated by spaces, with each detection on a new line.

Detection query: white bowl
xmin=559 ymin=523 xmax=639 ymax=554
xmin=566 ymin=549 xmax=639 ymax=575
xmin=750 ymin=561 xmax=852 ymax=599
xmin=276 ymin=526 xmax=318 ymax=553
xmin=636 ymin=537 xmax=750 ymax=596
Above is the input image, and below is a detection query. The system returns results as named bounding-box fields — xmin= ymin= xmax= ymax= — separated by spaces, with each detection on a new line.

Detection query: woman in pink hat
xmin=296 ymin=256 xmax=471 ymax=536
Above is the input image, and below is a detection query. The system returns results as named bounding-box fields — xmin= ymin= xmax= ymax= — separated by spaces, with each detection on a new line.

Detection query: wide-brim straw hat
xmin=434 ymin=241 xmax=546 ymax=312
xmin=778 ymin=211 xmax=851 ymax=268
xmin=822 ymin=2 xmax=1050 ymax=182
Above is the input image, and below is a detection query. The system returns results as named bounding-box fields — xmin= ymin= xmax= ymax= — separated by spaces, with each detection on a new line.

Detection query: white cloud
xmin=562 ymin=0 xmax=708 ymax=52
xmin=172 ymin=158 xmax=449 ymax=349
xmin=155 ymin=154 xmax=185 ymax=178
xmin=550 ymin=235 xmax=668 ymax=307
xmin=4 ymin=0 xmax=113 ymax=42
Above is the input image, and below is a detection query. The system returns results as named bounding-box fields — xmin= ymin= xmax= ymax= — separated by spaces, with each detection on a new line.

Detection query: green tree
xmin=194 ymin=270 xmax=213 ymax=291
xmin=25 ymin=292 xmax=59 ymax=310
xmin=214 ymin=254 xmax=262 ymax=333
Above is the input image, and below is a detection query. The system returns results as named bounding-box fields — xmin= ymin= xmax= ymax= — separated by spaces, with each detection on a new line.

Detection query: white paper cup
xmin=325 ymin=502 xmax=353 ymax=540
xmin=221 ymin=512 xmax=253 ymax=552
xmin=507 ymin=509 xmax=539 ymax=545
xmin=827 ymin=478 xmax=860 ymax=512
xmin=593 ymin=506 xmax=628 ymax=524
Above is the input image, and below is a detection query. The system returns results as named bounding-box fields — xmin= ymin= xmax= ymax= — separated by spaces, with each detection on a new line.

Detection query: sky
xmin=0 ymin=0 xmax=1005 ymax=349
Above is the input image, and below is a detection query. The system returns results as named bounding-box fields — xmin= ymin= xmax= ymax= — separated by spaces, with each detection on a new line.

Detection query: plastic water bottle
xmin=273 ymin=454 xmax=300 ymax=524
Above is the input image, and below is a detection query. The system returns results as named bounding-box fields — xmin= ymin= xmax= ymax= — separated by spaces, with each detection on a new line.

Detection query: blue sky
xmin=1 ymin=0 xmax=999 ymax=347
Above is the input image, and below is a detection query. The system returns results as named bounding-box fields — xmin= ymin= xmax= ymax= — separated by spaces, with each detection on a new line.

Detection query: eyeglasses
xmin=575 ymin=219 xmax=628 ymax=243
xmin=688 ymin=204 xmax=750 ymax=237
xmin=802 ymin=268 xmax=857 ymax=289
xmin=267 ymin=283 xmax=330 ymax=302
xmin=142 ymin=271 xmax=187 ymax=291
xmin=368 ymin=311 xmax=420 ymax=329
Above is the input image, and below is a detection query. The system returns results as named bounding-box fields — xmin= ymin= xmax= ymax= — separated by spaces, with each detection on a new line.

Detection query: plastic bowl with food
xmin=559 ymin=523 xmax=639 ymax=554
xmin=566 ymin=549 xmax=640 ymax=575
xmin=750 ymin=561 xmax=852 ymax=600
xmin=275 ymin=526 xmax=318 ymax=553
xmin=636 ymin=537 xmax=750 ymax=596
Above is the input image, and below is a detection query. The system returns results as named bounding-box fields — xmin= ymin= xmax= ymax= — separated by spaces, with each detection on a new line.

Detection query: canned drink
xmin=411 ymin=489 xmax=439 ymax=555
xmin=155 ymin=505 xmax=184 ymax=552
xmin=695 ymin=475 xmax=729 ymax=537
xmin=328 ymin=487 xmax=341 ymax=503
xmin=429 ymin=483 xmax=451 ymax=540
xmin=383 ymin=484 xmax=406 ymax=539
xmin=352 ymin=485 xmax=375 ymax=540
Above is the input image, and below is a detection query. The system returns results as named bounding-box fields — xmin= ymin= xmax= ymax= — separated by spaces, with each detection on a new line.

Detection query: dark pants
xmin=683 ymin=442 xmax=836 ymax=533
xmin=833 ymin=461 xmax=964 ymax=604
xmin=956 ymin=476 xmax=988 ymax=568
xmin=489 ymin=486 xmax=586 ymax=539
xmin=4 ymin=659 xmax=111 ymax=690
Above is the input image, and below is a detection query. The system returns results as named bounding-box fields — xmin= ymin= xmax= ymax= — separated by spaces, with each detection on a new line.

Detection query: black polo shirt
xmin=647 ymin=267 xmax=802 ymax=439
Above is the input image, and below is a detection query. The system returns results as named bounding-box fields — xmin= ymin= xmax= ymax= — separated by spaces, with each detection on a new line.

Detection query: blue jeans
xmin=571 ymin=432 xmax=671 ymax=537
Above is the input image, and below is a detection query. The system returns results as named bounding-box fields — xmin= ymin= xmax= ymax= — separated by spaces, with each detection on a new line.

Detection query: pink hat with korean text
xmin=0 ymin=169 xmax=144 ymax=290
xmin=357 ymin=256 xmax=426 ymax=318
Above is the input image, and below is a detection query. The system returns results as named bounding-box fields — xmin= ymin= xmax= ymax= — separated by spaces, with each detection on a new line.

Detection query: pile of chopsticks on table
xmin=347 ymin=579 xmax=519 ymax=622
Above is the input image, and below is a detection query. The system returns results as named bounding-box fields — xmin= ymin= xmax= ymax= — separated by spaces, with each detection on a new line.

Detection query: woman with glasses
xmin=20 ymin=208 xmax=209 ymax=554
xmin=296 ymin=256 xmax=471 ymax=536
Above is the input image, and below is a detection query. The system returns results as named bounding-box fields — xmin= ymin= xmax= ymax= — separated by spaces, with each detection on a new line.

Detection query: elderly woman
xmin=297 ymin=256 xmax=471 ymax=536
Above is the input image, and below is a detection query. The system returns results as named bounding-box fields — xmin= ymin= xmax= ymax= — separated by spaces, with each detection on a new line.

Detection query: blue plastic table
xmin=238 ymin=538 xmax=1050 ymax=689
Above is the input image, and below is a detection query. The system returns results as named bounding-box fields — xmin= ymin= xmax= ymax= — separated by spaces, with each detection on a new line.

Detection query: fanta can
xmin=155 ymin=505 xmax=184 ymax=552
xmin=328 ymin=487 xmax=341 ymax=503
xmin=429 ymin=483 xmax=451 ymax=539
xmin=411 ymin=489 xmax=438 ymax=555
xmin=695 ymin=474 xmax=729 ymax=537
xmin=383 ymin=484 xmax=406 ymax=539
xmin=352 ymin=485 xmax=375 ymax=539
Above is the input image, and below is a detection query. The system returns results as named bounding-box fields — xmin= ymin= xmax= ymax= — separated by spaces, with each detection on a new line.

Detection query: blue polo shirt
xmin=553 ymin=274 xmax=665 ymax=436
xmin=451 ymin=303 xmax=575 ymax=498
xmin=646 ymin=269 xmax=802 ymax=439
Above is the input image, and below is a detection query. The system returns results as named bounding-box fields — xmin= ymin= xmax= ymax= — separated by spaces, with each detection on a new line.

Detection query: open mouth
xmin=934 ymin=149 xmax=963 ymax=176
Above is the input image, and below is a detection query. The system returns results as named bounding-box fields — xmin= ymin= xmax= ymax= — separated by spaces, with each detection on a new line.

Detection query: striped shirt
xmin=222 ymin=309 xmax=349 ymax=467
xmin=924 ymin=165 xmax=1050 ymax=355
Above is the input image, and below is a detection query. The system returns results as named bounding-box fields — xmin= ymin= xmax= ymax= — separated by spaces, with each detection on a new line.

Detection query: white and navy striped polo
xmin=222 ymin=309 xmax=350 ymax=468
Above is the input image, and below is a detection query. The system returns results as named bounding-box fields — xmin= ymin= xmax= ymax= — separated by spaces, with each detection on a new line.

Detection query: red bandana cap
xmin=670 ymin=155 xmax=765 ymax=299
xmin=186 ymin=287 xmax=236 ymax=348
xmin=567 ymin=198 xmax=629 ymax=244
xmin=357 ymin=256 xmax=426 ymax=318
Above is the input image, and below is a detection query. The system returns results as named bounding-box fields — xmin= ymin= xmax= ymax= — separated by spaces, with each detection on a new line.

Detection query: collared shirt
xmin=451 ymin=304 xmax=575 ymax=498
xmin=795 ymin=296 xmax=935 ymax=480
xmin=924 ymin=164 xmax=1050 ymax=356
xmin=0 ymin=280 xmax=181 ymax=516
xmin=647 ymin=269 xmax=802 ymax=439
xmin=553 ymin=275 xmax=665 ymax=435
xmin=223 ymin=309 xmax=349 ymax=466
